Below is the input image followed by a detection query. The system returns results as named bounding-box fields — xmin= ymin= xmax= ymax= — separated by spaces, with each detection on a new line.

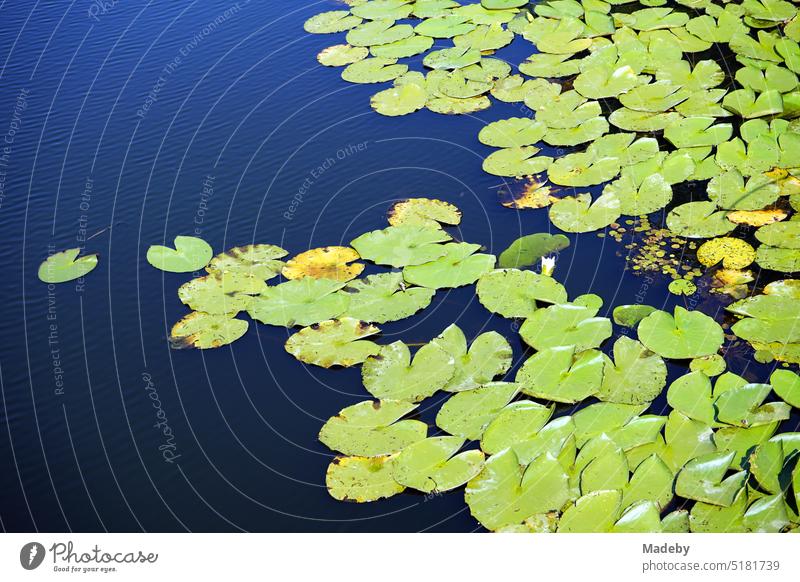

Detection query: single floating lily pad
xmin=146 ymin=236 xmax=212 ymax=273
xmin=351 ymin=225 xmax=451 ymax=267
xmin=247 ymin=278 xmax=348 ymax=327
xmin=342 ymin=272 xmax=435 ymax=323
xmin=387 ymin=198 xmax=461 ymax=228
xmin=497 ymin=233 xmax=570 ymax=269
xmin=477 ymin=268 xmax=568 ymax=319
xmin=39 ymin=248 xmax=99 ymax=283
xmin=362 ymin=340 xmax=455 ymax=402
xmin=392 ymin=436 xmax=485 ymax=493
xmin=638 ymin=307 xmax=724 ymax=360
xmin=403 ymin=242 xmax=496 ymax=289
xmin=432 ymin=324 xmax=513 ymax=392
xmin=206 ymin=244 xmax=287 ymax=280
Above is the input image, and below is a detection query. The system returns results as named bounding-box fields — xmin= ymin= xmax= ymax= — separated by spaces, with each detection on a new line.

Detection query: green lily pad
xmin=326 ymin=455 xmax=405 ymax=502
xmin=480 ymin=401 xmax=554 ymax=455
xmin=612 ymin=304 xmax=657 ymax=327
xmin=318 ymin=44 xmax=369 ymax=67
xmin=638 ymin=307 xmax=724 ymax=360
xmin=285 ymin=318 xmax=380 ymax=368
xmin=205 ymin=244 xmax=287 ymax=280
xmin=619 ymin=80 xmax=690 ymax=112
xmin=690 ymin=354 xmax=727 ymax=377
xmin=519 ymin=300 xmax=612 ymax=351
xmin=341 ymin=273 xmax=435 ymax=323
xmin=574 ymin=64 xmax=639 ymax=99
xmin=478 ymin=118 xmax=547 ymax=148
xmin=715 ymin=383 xmax=791 ymax=427
xmin=668 ymin=279 xmax=697 ymax=296
xmin=755 ymin=221 xmax=800 ymax=249
xmin=350 ymin=224 xmax=451 ymax=267
xmin=247 ymin=278 xmax=348 ymax=326
xmin=346 ymin=19 xmax=414 ymax=47
xmin=319 ymin=399 xmax=427 ymax=456
xmin=516 ymin=345 xmax=605 ymax=403
xmin=477 ymin=268 xmax=568 ymax=319
xmin=660 ymin=411 xmax=717 ymax=472
xmin=304 ymin=11 xmax=362 ymax=34
xmin=178 ymin=272 xmax=266 ymax=315
xmin=482 ymin=146 xmax=554 ymax=177
xmin=423 ymin=46 xmax=482 ymax=69
xmin=453 ymin=23 xmax=514 ymax=51
xmin=597 ymin=336 xmax=667 ymax=404
xmin=362 ymin=340 xmax=455 ymax=402
xmin=608 ymin=108 xmax=683 ymax=132
xmin=351 ymin=0 xmax=414 ymax=20
xmin=549 ymin=192 xmax=621 ymax=233
xmin=664 ymin=117 xmax=733 ymax=148
xmin=415 ymin=13 xmax=476 ymax=38
xmin=169 ymin=312 xmax=249 ymax=349
xmin=604 ymin=174 xmax=672 ymax=216
xmin=342 ymin=57 xmax=408 ymax=83
xmin=558 ymin=489 xmax=622 ymax=533
xmin=436 ymin=382 xmax=521 ymax=440
xmin=675 ymin=451 xmax=747 ymax=506
xmin=432 ymin=324 xmax=513 ymax=392
xmin=771 ymin=369 xmax=800 ymax=408
xmin=466 ymin=448 xmax=571 ymax=531
xmin=370 ymin=35 xmax=435 ymax=58
xmin=723 ymin=89 xmax=784 ymax=119
xmin=146 ymin=236 xmax=212 ymax=273
xmin=666 ymin=201 xmax=736 ymax=239
xmin=39 ymin=248 xmax=99 ymax=283
xmin=392 ymin=437 xmax=484 ymax=493
xmin=497 ymin=233 xmax=570 ymax=269
xmin=371 ymin=81 xmax=427 ymax=116
xmin=403 ymin=242 xmax=496 ymax=289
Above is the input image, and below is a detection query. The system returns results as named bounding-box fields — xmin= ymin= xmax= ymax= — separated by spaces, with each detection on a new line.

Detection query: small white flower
xmin=541 ymin=256 xmax=556 ymax=276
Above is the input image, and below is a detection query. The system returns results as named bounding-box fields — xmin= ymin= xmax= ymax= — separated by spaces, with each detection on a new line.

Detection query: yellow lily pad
xmin=282 ymin=246 xmax=364 ymax=281
xmin=697 ymin=237 xmax=756 ymax=269
xmin=387 ymin=198 xmax=461 ymax=228
xmin=726 ymin=209 xmax=788 ymax=227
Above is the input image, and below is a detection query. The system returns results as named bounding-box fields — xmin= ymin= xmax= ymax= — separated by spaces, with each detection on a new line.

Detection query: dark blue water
xmin=0 ymin=0 xmax=786 ymax=532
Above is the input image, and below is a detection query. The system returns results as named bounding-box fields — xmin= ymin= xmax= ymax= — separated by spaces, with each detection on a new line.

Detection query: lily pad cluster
xmin=147 ymin=200 xmax=477 ymax=349
xmin=305 ymin=0 xmax=800 ymax=304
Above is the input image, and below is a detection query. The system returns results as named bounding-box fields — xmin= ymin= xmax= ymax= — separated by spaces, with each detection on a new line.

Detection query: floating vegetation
xmin=38 ymin=248 xmax=98 ymax=283
xmin=146 ymin=235 xmax=213 ymax=273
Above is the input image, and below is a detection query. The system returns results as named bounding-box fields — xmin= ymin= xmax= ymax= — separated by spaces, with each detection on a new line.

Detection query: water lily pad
xmin=388 ymin=198 xmax=461 ymax=228
xmin=697 ymin=237 xmax=756 ymax=270
xmin=480 ymin=401 xmax=554 ymax=455
xmin=619 ymin=80 xmax=690 ymax=112
xmin=482 ymin=146 xmax=553 ymax=177
xmin=715 ymin=383 xmax=790 ymax=427
xmin=477 ymin=268 xmax=568 ymax=318
xmin=668 ymin=279 xmax=697 ymax=296
xmin=432 ymin=324 xmax=513 ymax=392
xmin=39 ymin=248 xmax=99 ymax=283
xmin=664 ymin=117 xmax=733 ymax=148
xmin=346 ymin=19 xmax=414 ymax=47
xmin=597 ymin=336 xmax=667 ymax=404
xmin=466 ymin=448 xmax=571 ymax=531
xmin=415 ymin=13 xmax=476 ymax=37
xmin=436 ymin=382 xmax=521 ymax=440
xmin=516 ymin=345 xmax=605 ymax=403
xmin=771 ymin=369 xmax=800 ymax=408
xmin=319 ymin=399 xmax=427 ymax=456
xmin=478 ymin=118 xmax=547 ymax=148
xmin=341 ymin=273 xmax=435 ymax=323
xmin=520 ymin=300 xmax=612 ymax=351
xmin=403 ymin=242 xmax=495 ymax=289
xmin=604 ymin=174 xmax=672 ymax=216
xmin=178 ymin=272 xmax=266 ymax=315
xmin=247 ymin=278 xmax=348 ymax=326
xmin=612 ymin=304 xmax=657 ymax=327
xmin=690 ymin=354 xmax=726 ymax=377
xmin=558 ymin=489 xmax=622 ymax=533
xmin=755 ymin=221 xmax=800 ymax=249
xmin=370 ymin=34 xmax=435 ymax=58
xmin=666 ymin=201 xmax=736 ymax=239
xmin=638 ymin=307 xmax=724 ymax=359
xmin=146 ymin=236 xmax=212 ymax=273
xmin=351 ymin=0 xmax=414 ymax=20
xmin=282 ymin=246 xmax=364 ymax=281
xmin=342 ymin=56 xmax=408 ymax=82
xmin=169 ymin=312 xmax=248 ymax=349
xmin=392 ymin=437 xmax=484 ymax=493
xmin=723 ymin=88 xmax=784 ymax=119
xmin=285 ymin=318 xmax=380 ymax=368
xmin=608 ymin=108 xmax=683 ymax=132
xmin=453 ymin=23 xmax=514 ymax=51
xmin=708 ymin=170 xmax=780 ymax=210
xmin=574 ymin=64 xmax=639 ymax=99
xmin=371 ymin=81 xmax=427 ymax=116
xmin=362 ymin=340 xmax=455 ymax=402
xmin=304 ymin=11 xmax=362 ymax=34
xmin=497 ymin=233 xmax=570 ymax=269
xmin=318 ymin=44 xmax=369 ymax=66
xmin=206 ymin=244 xmax=287 ymax=280
xmin=326 ymin=455 xmax=405 ymax=502
xmin=549 ymin=192 xmax=621 ymax=233
xmin=676 ymin=451 xmax=747 ymax=506
xmin=351 ymin=225 xmax=451 ymax=267
xmin=423 ymin=46 xmax=482 ymax=69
